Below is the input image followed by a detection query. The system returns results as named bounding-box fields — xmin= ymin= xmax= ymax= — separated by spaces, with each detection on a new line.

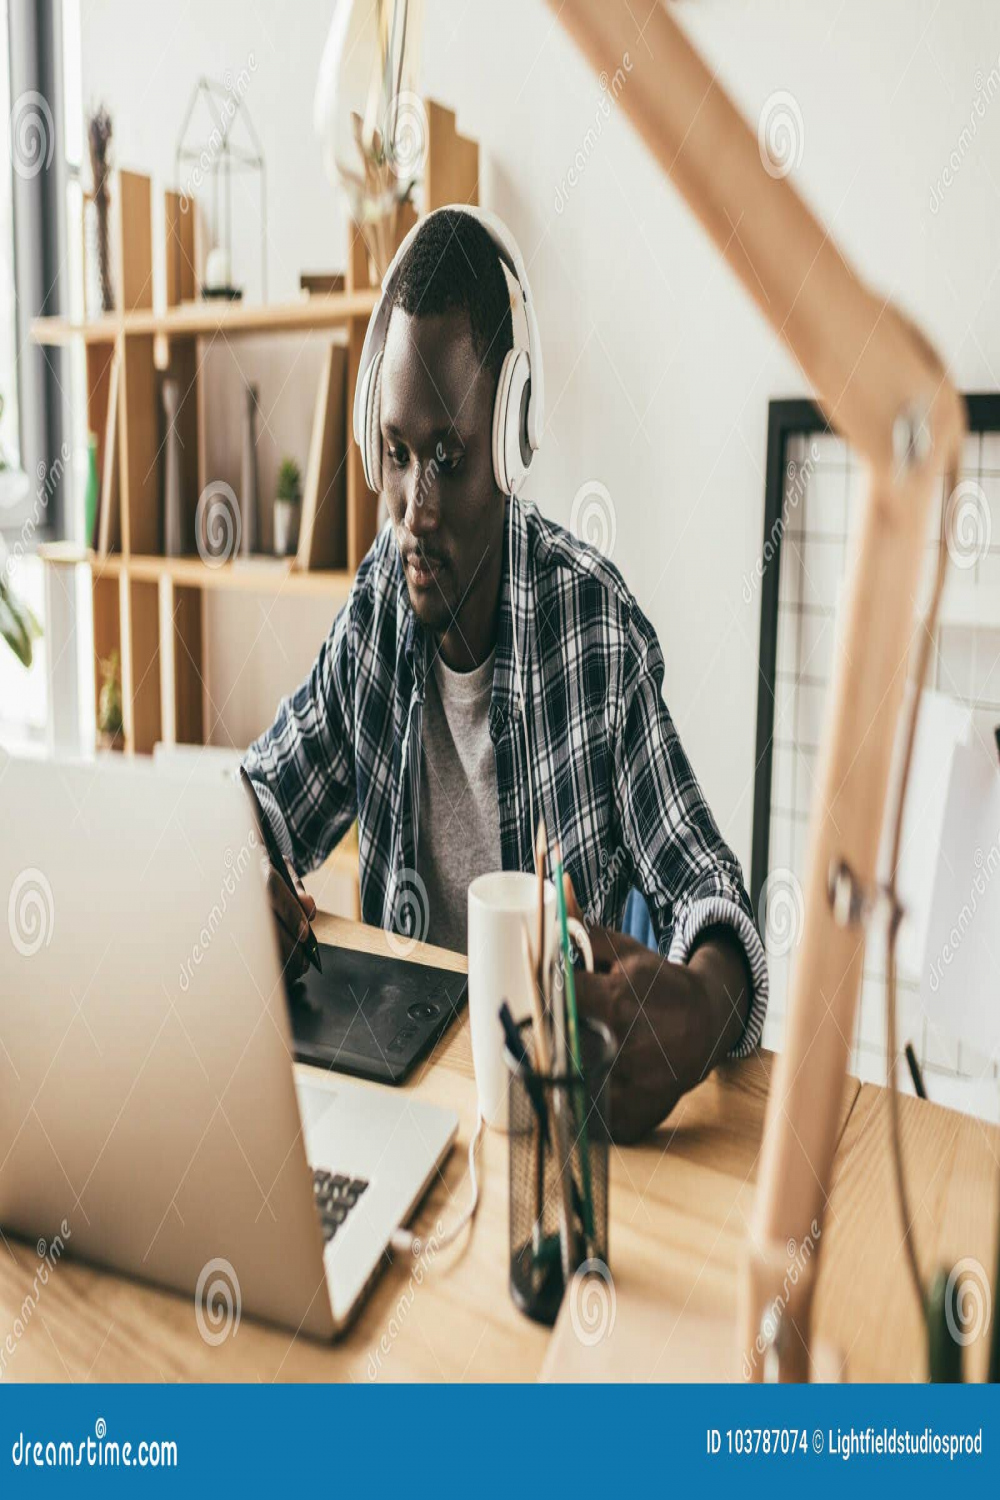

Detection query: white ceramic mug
xmin=467 ymin=871 xmax=594 ymax=1129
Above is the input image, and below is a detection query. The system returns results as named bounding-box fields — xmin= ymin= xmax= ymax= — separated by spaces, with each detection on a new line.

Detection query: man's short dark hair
xmin=390 ymin=209 xmax=514 ymax=387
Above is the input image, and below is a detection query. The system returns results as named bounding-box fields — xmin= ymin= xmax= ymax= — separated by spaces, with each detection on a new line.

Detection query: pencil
xmin=519 ymin=926 xmax=552 ymax=1259
xmin=521 ymin=922 xmax=552 ymax=1074
xmin=548 ymin=937 xmax=579 ymax=1284
xmin=990 ymin=1183 xmax=1000 ymax=1383
xmin=552 ymin=841 xmax=595 ymax=1248
xmin=535 ymin=817 xmax=548 ymax=1003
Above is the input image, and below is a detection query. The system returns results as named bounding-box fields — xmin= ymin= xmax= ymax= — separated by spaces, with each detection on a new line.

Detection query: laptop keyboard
xmin=312 ymin=1169 xmax=369 ymax=1244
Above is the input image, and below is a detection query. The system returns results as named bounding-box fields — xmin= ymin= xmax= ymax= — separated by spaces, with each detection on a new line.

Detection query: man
xmin=244 ymin=209 xmax=767 ymax=1141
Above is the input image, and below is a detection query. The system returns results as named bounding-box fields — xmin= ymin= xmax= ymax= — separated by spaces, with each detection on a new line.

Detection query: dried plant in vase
xmin=314 ymin=0 xmax=426 ymax=280
xmin=87 ymin=105 xmax=115 ymax=314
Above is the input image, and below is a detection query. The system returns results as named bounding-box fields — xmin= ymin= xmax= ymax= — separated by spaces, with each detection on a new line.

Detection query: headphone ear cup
xmin=361 ymin=350 xmax=383 ymax=494
xmin=493 ymin=349 xmax=531 ymax=495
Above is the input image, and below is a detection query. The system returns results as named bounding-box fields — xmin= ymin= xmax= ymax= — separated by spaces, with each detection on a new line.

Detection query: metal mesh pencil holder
xmin=505 ymin=1016 xmax=613 ymax=1327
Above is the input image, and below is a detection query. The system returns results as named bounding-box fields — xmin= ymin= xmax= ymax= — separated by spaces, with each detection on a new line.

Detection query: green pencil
xmin=552 ymin=842 xmax=595 ymax=1247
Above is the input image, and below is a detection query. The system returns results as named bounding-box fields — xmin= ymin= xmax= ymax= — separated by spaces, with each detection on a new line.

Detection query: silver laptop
xmin=0 ymin=754 xmax=457 ymax=1339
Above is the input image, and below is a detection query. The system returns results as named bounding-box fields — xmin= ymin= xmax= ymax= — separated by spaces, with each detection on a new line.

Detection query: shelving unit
xmin=31 ymin=290 xmax=381 ymax=345
xmin=33 ymin=100 xmax=480 ymax=756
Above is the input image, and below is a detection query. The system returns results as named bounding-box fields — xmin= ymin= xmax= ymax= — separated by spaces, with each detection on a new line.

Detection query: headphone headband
xmin=351 ymin=204 xmax=545 ymax=458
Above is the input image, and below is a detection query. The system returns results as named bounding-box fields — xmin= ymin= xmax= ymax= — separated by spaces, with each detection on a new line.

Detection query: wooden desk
xmin=0 ymin=917 xmax=994 ymax=1381
xmin=815 ymin=1083 xmax=1000 ymax=1381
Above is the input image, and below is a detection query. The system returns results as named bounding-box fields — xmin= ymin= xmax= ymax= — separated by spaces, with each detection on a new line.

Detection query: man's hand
xmin=262 ymin=857 xmax=317 ymax=983
xmin=565 ymin=879 xmax=751 ymax=1143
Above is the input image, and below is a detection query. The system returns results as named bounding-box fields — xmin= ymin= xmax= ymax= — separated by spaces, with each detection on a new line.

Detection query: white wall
xmin=78 ymin=0 xmax=1000 ymax=871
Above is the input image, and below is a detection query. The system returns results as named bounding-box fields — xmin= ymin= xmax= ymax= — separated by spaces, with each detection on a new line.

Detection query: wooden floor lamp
xmin=547 ymin=0 xmax=966 ymax=1379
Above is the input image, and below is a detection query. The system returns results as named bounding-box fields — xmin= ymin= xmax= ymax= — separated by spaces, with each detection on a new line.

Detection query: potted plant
xmin=273 ymin=457 xmax=302 ymax=557
xmin=97 ymin=649 xmax=124 ymax=751
xmin=0 ymin=565 xmax=41 ymax=668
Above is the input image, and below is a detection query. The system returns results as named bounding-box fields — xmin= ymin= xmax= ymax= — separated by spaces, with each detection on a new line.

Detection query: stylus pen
xmin=904 ymin=1040 xmax=927 ymax=1100
xmin=239 ymin=767 xmax=323 ymax=974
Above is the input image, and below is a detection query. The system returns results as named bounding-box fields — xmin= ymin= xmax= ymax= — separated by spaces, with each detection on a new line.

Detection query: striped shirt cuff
xmin=666 ymin=895 xmax=769 ymax=1058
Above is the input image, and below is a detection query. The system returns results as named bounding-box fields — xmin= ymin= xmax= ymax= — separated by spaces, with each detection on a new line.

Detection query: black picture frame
xmin=750 ymin=392 xmax=1000 ymax=919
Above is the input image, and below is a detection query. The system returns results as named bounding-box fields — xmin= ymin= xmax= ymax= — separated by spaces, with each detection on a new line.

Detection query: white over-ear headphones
xmin=351 ymin=205 xmax=545 ymax=497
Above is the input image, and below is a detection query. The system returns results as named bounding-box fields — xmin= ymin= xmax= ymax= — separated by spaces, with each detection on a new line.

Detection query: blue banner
xmin=1 ymin=1382 xmax=997 ymax=1495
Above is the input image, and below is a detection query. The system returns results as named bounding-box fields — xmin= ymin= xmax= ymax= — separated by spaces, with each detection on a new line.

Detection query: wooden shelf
xmin=34 ymin=100 xmax=480 ymax=765
xmin=132 ymin=554 xmax=352 ymax=599
xmin=31 ymin=289 xmax=379 ymax=346
xmin=31 ymin=313 xmax=122 ymax=345
xmin=39 ymin=544 xmax=352 ymax=600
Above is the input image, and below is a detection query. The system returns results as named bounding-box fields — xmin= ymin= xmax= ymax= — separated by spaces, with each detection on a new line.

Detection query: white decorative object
xmin=273 ymin=497 xmax=300 ymax=557
xmin=204 ymin=245 xmax=231 ymax=293
xmin=162 ymin=379 xmax=184 ymax=556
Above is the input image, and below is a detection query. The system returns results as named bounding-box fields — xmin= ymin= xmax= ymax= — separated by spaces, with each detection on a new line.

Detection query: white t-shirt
xmin=416 ymin=648 xmax=502 ymax=953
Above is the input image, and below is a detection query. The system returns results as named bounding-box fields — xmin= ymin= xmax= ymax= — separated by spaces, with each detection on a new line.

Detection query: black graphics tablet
xmin=288 ymin=942 xmax=468 ymax=1085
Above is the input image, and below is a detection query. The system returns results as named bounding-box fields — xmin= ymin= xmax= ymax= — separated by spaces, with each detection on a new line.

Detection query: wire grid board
xmin=760 ymin=406 xmax=1000 ymax=1123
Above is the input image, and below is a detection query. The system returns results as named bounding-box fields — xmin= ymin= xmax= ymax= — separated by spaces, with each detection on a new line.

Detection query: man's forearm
xmin=574 ymin=916 xmax=755 ymax=1142
xmin=684 ymin=924 xmax=753 ymax=1080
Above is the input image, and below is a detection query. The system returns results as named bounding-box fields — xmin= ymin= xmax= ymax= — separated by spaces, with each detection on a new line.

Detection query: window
xmin=0 ymin=0 xmax=18 ymax=467
xmin=1 ymin=0 xmax=80 ymax=748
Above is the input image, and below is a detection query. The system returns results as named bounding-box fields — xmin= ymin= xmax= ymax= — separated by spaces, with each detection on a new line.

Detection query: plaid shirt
xmin=244 ymin=498 xmax=767 ymax=1055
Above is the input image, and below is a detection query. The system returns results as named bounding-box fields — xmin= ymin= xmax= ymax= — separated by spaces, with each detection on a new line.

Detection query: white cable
xmin=389 ymin=508 xmax=531 ymax=1262
xmin=390 ymin=1110 xmax=485 ymax=1258
xmin=508 ymin=492 xmax=538 ymax=870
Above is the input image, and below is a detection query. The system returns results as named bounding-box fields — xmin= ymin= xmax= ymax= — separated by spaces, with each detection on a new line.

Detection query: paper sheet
xmin=919 ymin=739 xmax=1000 ymax=1061
xmin=879 ymin=689 xmax=976 ymax=979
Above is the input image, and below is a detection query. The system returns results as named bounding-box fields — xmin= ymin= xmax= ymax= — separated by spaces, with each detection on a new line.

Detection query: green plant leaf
xmin=0 ymin=592 xmax=32 ymax=667
xmin=0 ymin=574 xmax=42 ymax=667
